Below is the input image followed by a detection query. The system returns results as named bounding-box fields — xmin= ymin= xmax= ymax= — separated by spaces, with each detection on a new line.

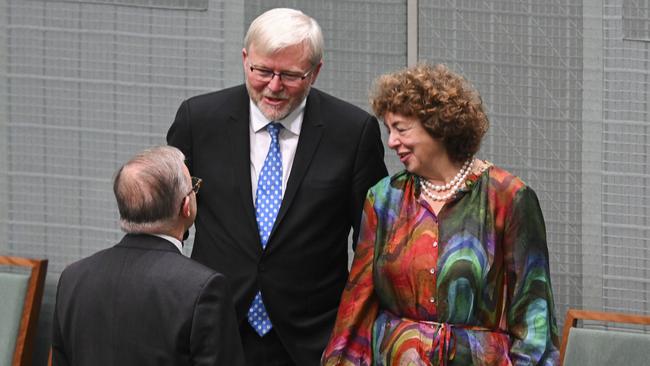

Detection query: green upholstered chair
xmin=0 ymin=256 xmax=47 ymax=366
xmin=560 ymin=309 xmax=650 ymax=366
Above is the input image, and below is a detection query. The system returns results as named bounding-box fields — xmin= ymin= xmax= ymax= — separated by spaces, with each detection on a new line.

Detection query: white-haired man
xmin=167 ymin=8 xmax=387 ymax=366
xmin=52 ymin=146 xmax=244 ymax=366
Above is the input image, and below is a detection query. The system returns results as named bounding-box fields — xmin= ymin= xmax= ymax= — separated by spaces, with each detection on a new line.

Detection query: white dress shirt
xmin=249 ymin=99 xmax=306 ymax=202
xmin=153 ymin=233 xmax=183 ymax=253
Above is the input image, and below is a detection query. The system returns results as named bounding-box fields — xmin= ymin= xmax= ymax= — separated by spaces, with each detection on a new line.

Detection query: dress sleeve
xmin=504 ymin=187 xmax=560 ymax=366
xmin=322 ymin=190 xmax=381 ymax=366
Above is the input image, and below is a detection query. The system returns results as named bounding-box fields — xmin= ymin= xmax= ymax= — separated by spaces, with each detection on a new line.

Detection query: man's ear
xmin=310 ymin=61 xmax=323 ymax=85
xmin=180 ymin=196 xmax=191 ymax=218
xmin=242 ymin=48 xmax=249 ymax=70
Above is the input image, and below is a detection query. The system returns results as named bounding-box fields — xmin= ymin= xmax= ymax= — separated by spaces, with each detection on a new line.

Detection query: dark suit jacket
xmin=167 ymin=85 xmax=387 ymax=365
xmin=52 ymin=234 xmax=245 ymax=366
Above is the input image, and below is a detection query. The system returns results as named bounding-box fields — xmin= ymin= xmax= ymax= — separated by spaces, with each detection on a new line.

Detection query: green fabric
xmin=564 ymin=327 xmax=650 ymax=365
xmin=0 ymin=272 xmax=30 ymax=366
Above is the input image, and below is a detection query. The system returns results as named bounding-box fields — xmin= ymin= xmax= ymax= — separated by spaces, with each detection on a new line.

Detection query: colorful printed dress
xmin=322 ymin=164 xmax=560 ymax=366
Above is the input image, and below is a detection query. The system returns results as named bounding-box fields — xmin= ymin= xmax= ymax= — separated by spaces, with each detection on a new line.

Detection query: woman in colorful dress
xmin=321 ymin=64 xmax=559 ymax=366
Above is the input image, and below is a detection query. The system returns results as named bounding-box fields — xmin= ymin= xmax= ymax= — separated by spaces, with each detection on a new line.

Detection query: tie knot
xmin=267 ymin=122 xmax=281 ymax=138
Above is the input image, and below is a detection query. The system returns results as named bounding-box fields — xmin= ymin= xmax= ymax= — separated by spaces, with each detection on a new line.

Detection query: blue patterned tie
xmin=248 ymin=122 xmax=282 ymax=336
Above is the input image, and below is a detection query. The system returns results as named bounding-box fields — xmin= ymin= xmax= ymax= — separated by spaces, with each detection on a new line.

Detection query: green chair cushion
xmin=0 ymin=272 xmax=30 ymax=366
xmin=564 ymin=327 xmax=650 ymax=366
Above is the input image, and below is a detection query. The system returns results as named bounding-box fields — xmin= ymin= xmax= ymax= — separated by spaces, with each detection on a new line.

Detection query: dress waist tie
xmin=420 ymin=319 xmax=498 ymax=366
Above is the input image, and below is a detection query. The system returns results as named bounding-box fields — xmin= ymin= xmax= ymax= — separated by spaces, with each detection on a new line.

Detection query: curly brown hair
xmin=370 ymin=63 xmax=488 ymax=164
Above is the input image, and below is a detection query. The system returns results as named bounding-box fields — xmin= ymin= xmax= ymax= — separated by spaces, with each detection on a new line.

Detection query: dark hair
xmin=113 ymin=146 xmax=190 ymax=233
xmin=370 ymin=63 xmax=489 ymax=164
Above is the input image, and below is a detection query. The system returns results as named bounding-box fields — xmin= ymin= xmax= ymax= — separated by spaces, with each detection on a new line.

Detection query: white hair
xmin=244 ymin=8 xmax=324 ymax=66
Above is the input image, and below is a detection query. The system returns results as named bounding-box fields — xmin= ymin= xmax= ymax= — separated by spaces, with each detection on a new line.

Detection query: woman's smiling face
xmin=383 ymin=112 xmax=445 ymax=178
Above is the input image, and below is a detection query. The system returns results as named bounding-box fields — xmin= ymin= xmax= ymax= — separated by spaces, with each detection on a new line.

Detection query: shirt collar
xmin=249 ymin=98 xmax=306 ymax=136
xmin=152 ymin=234 xmax=183 ymax=253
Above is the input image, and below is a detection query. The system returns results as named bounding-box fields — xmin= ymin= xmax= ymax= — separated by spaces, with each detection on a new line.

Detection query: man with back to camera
xmin=51 ymin=146 xmax=245 ymax=366
xmin=167 ymin=7 xmax=388 ymax=366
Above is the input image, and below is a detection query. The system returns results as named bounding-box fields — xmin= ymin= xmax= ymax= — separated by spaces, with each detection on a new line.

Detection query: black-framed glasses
xmin=188 ymin=176 xmax=202 ymax=196
xmin=248 ymin=64 xmax=314 ymax=85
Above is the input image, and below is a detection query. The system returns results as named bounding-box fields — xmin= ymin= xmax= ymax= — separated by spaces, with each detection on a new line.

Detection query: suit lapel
xmin=224 ymin=90 xmax=262 ymax=253
xmin=269 ymin=90 xmax=324 ymax=244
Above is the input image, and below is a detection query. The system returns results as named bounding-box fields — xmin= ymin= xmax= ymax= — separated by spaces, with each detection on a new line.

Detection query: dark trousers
xmin=240 ymin=322 xmax=296 ymax=366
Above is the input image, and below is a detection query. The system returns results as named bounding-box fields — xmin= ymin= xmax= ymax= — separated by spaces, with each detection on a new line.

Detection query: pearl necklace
xmin=419 ymin=158 xmax=474 ymax=201
xmin=421 ymin=159 xmax=472 ymax=191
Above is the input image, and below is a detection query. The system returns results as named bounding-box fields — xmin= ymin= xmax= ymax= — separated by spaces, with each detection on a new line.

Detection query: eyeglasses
xmin=188 ymin=176 xmax=202 ymax=196
xmin=248 ymin=64 xmax=314 ymax=86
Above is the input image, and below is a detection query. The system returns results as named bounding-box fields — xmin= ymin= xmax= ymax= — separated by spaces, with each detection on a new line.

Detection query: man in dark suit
xmin=51 ymin=146 xmax=245 ymax=366
xmin=167 ymin=8 xmax=388 ymax=366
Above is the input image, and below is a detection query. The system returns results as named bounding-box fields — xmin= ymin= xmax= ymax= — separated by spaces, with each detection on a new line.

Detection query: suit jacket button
xmin=259 ymin=265 xmax=266 ymax=272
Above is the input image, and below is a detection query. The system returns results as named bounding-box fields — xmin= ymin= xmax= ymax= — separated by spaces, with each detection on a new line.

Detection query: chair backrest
xmin=560 ymin=308 xmax=650 ymax=366
xmin=0 ymin=256 xmax=48 ymax=366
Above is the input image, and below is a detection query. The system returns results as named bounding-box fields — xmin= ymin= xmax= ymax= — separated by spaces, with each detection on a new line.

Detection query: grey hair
xmin=244 ymin=8 xmax=324 ymax=66
xmin=113 ymin=146 xmax=191 ymax=234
